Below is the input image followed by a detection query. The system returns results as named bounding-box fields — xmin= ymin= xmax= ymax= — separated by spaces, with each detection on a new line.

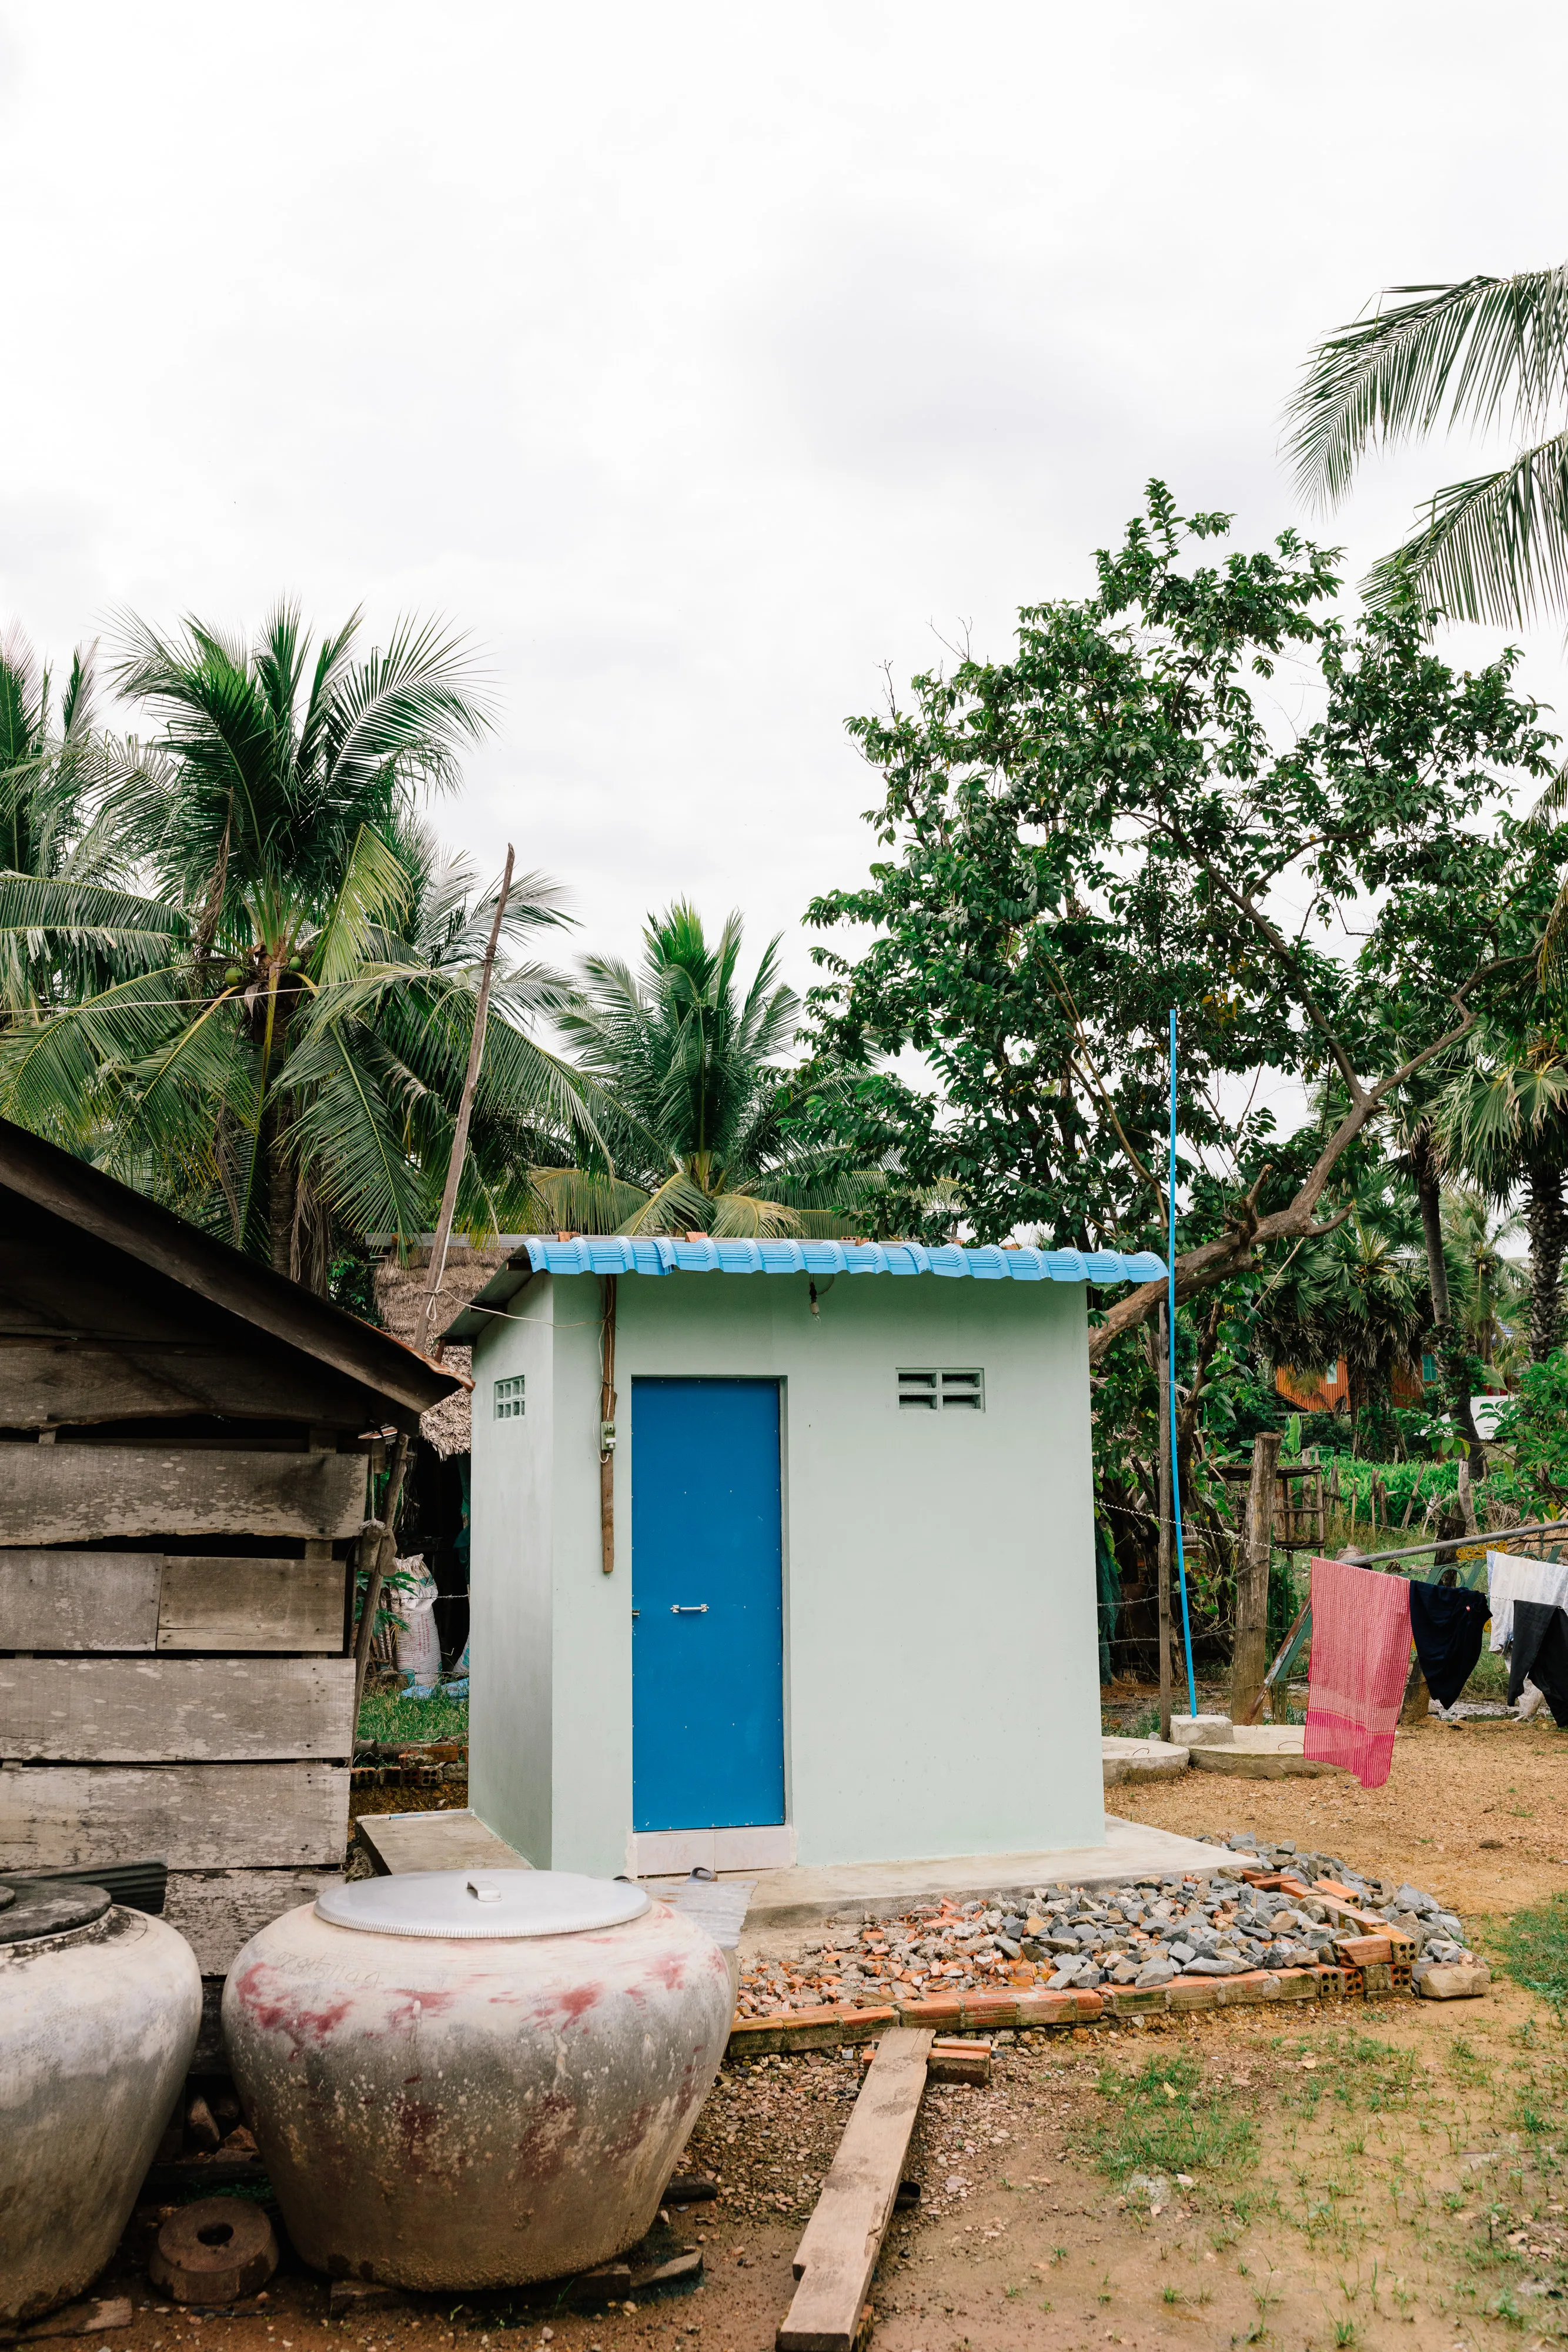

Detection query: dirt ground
xmin=84 ymin=1716 xmax=1568 ymax=2352
xmin=1121 ymin=1710 xmax=1568 ymax=1920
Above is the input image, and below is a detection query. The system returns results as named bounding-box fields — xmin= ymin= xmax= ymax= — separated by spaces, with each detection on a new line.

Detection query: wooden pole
xmin=1158 ymin=1306 xmax=1173 ymax=1740
xmin=414 ymin=844 xmax=516 ymax=1361
xmin=353 ymin=1430 xmax=411 ymax=1724
xmin=1231 ymin=1430 xmax=1280 ymax=1725
xmin=356 ymin=849 xmax=514 ymax=1741
xmin=599 ymin=1275 xmax=617 ymax=1574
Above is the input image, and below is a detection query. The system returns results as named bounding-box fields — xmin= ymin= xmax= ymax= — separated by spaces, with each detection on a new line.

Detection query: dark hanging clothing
xmin=1408 ymin=1582 xmax=1490 ymax=1708
xmin=1507 ymin=1600 xmax=1568 ymax=1726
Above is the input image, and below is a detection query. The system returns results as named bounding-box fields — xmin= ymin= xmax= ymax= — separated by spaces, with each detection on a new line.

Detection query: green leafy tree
xmin=546 ymin=902 xmax=862 ymax=1236
xmin=1492 ymin=1349 xmax=1568 ymax=1516
xmin=1288 ymin=267 xmax=1568 ymax=629
xmin=0 ymin=606 xmax=591 ymax=1282
xmin=806 ymin=486 xmax=1555 ymax=1364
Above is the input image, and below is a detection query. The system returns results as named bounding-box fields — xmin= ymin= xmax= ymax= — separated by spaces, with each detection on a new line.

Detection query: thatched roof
xmin=373 ymin=1249 xmax=507 ymax=1456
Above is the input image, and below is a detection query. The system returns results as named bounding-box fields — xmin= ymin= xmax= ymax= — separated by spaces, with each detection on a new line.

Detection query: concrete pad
xmin=1189 ymin=1725 xmax=1344 ymax=1780
xmin=1171 ymin=1714 xmax=1233 ymax=1746
xmin=1102 ymin=1735 xmax=1191 ymax=1786
xmin=356 ymin=1806 xmax=531 ymax=1875
xmin=736 ymin=1815 xmax=1241 ymax=1939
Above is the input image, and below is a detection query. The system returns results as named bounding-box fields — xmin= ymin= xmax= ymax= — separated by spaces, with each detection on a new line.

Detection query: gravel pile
xmin=734 ymin=1830 xmax=1478 ymax=2016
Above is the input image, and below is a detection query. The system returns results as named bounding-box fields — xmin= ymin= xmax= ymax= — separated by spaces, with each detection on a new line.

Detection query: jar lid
xmin=0 ymin=1878 xmax=112 ymax=1946
xmin=315 ymin=1869 xmax=653 ymax=1940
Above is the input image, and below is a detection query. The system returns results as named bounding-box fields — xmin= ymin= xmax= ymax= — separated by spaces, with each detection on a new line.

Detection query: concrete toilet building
xmin=446 ymin=1234 xmax=1165 ymax=1880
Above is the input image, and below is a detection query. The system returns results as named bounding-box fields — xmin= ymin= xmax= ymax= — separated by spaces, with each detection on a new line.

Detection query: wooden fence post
xmin=1231 ymin=1431 xmax=1280 ymax=1724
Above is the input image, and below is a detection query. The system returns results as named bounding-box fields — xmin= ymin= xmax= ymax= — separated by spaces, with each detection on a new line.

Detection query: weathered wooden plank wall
xmin=0 ymin=1655 xmax=356 ymax=1761
xmin=0 ymin=1551 xmax=348 ymax=1653
xmin=0 ymin=1760 xmax=351 ymax=1869
xmin=0 ymin=1446 xmax=367 ymax=1544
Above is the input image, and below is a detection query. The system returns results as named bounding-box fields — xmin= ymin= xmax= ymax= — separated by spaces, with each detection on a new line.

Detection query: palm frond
xmin=309 ymin=825 xmax=413 ymax=986
xmin=1360 ymin=431 xmax=1568 ymax=627
xmin=1288 ymin=270 xmax=1568 ymax=507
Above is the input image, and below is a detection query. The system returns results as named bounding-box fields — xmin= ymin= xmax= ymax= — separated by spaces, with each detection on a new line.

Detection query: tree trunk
xmin=267 ymin=1108 xmax=293 ymax=1277
xmin=1527 ymin=1162 xmax=1568 ymax=1361
xmin=1416 ymin=1164 xmax=1485 ymax=1460
xmin=1231 ymin=1431 xmax=1279 ymax=1725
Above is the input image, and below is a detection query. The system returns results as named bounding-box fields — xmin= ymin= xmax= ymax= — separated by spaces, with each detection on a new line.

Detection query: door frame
xmin=626 ymin=1373 xmax=793 ymax=1877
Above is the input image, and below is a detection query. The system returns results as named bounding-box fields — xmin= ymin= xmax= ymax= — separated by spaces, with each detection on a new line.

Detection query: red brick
xmin=897 ymin=1996 xmax=965 ymax=2028
xmin=960 ymin=1993 xmax=1021 ymax=2030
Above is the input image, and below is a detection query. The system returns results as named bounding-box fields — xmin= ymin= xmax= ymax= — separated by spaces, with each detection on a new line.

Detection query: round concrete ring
xmin=149 ymin=2199 xmax=278 ymax=2304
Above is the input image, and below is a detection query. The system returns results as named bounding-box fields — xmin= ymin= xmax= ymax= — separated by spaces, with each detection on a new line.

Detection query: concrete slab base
xmin=1189 ymin=1726 xmax=1343 ymax=1780
xmin=1102 ymin=1735 xmax=1191 ymax=1786
xmin=735 ymin=1815 xmax=1241 ymax=1940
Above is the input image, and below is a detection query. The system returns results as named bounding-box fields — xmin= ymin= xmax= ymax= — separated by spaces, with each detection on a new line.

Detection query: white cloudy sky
xmin=0 ymin=1 xmax=1563 ymax=1016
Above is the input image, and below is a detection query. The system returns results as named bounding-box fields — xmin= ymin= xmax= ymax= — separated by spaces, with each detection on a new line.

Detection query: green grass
xmin=356 ymin=1687 xmax=470 ymax=1747
xmin=1086 ymin=2051 xmax=1258 ymax=2187
xmin=1495 ymin=1893 xmax=1568 ymax=2013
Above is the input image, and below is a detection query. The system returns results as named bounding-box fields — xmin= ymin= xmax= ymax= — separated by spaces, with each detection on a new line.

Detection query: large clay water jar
xmin=223 ymin=1870 xmax=733 ymax=2288
xmin=0 ymin=1878 xmax=202 ymax=2325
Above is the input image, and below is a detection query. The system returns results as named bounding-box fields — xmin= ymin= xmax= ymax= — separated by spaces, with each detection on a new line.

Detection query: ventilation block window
xmin=494 ymin=1374 xmax=526 ymax=1421
xmin=898 ymin=1368 xmax=984 ymax=1411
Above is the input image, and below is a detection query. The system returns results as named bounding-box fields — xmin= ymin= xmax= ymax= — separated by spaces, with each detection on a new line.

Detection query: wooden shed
xmin=0 ymin=1117 xmax=460 ymax=1996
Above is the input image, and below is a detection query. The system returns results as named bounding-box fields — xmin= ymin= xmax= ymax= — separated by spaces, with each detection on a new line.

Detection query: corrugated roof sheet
xmin=506 ymin=1235 xmax=1166 ymax=1282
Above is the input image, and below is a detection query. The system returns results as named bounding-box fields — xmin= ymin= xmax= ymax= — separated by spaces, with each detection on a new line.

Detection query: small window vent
xmin=898 ymin=1368 xmax=984 ymax=1412
xmin=494 ymin=1375 xmax=526 ymax=1421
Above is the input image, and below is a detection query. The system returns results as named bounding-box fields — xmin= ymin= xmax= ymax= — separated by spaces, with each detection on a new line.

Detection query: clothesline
xmin=1340 ymin=1518 xmax=1568 ymax=1569
xmin=1255 ymin=1528 xmax=1568 ymax=1720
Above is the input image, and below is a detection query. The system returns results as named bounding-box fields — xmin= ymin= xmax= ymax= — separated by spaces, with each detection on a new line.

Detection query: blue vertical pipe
xmin=1168 ymin=1008 xmax=1198 ymax=1717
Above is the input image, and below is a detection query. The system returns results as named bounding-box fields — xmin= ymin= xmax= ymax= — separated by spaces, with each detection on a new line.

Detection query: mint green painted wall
xmin=469 ymin=1269 xmax=1105 ymax=1872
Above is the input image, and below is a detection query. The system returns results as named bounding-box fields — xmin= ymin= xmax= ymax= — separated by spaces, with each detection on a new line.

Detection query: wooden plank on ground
xmin=777 ymin=2026 xmax=933 ymax=2352
xmin=0 ymin=1549 xmax=162 ymax=1650
xmin=0 ymin=1654 xmax=356 ymax=1760
xmin=0 ymin=1445 xmax=367 ymax=1545
xmin=356 ymin=1806 xmax=530 ymax=1875
xmin=0 ymin=1760 xmax=350 ymax=1869
xmin=156 ymin=1556 xmax=348 ymax=1652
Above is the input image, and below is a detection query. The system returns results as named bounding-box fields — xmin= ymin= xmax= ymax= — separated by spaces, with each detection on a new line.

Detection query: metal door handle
xmin=671 ymin=1603 xmax=708 ymax=1615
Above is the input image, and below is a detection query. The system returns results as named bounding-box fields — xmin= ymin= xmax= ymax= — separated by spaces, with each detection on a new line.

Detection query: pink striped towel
xmin=1303 ymin=1555 xmax=1412 ymax=1790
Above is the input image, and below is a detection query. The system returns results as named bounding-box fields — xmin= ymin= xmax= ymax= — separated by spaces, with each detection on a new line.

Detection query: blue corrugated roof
xmin=513 ymin=1235 xmax=1166 ymax=1284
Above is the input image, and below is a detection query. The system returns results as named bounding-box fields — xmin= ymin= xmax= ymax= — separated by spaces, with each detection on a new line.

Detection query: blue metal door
xmin=631 ymin=1378 xmax=784 ymax=1833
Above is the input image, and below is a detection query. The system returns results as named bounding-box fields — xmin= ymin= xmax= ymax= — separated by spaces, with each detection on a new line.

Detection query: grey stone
xmin=1108 ymin=1960 xmax=1139 ymax=1984
xmin=1168 ymin=1942 xmax=1195 ymax=1966
xmin=1435 ymin=1912 xmax=1465 ymax=1941
xmin=1393 ymin=1883 xmax=1437 ymax=1917
xmin=1135 ymin=1958 xmax=1178 ymax=1987
xmin=1184 ymin=1956 xmax=1245 ymax=1976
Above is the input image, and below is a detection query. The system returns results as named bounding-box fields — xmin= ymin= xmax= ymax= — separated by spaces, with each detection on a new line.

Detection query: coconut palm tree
xmin=0 ymin=630 xmax=149 ymax=1018
xmin=544 ymin=902 xmax=863 ymax=1237
xmin=1437 ymin=1030 xmax=1568 ymax=1360
xmin=1442 ymin=1187 xmax=1528 ymax=1378
xmin=1287 ymin=266 xmax=1568 ymax=627
xmin=1383 ymin=1074 xmax=1486 ymax=1455
xmin=0 ymin=605 xmax=593 ymax=1282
